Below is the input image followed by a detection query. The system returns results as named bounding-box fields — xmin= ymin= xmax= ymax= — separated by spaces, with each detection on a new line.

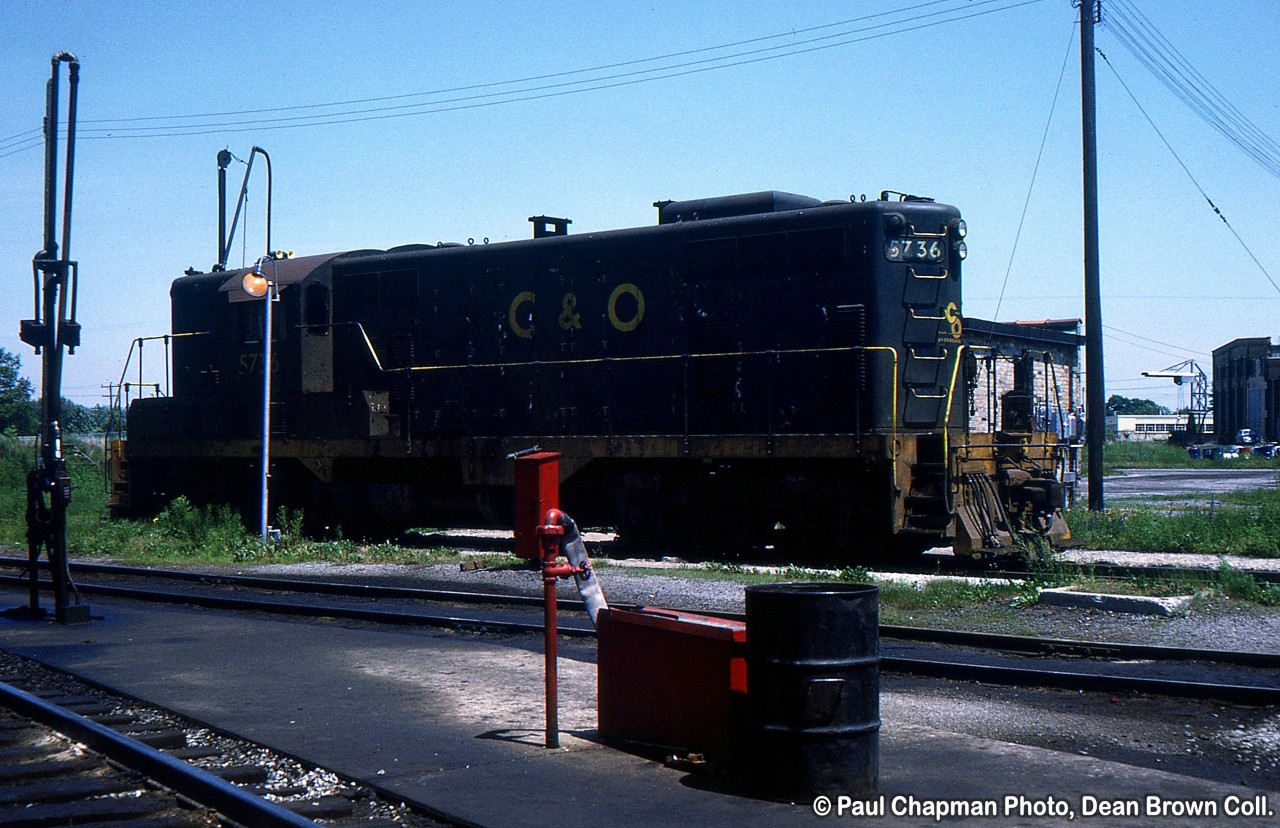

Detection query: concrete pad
xmin=0 ymin=588 xmax=1273 ymax=828
xmin=1038 ymin=586 xmax=1194 ymax=616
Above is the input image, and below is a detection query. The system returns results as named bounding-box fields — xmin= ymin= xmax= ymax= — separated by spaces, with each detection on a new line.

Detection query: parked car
xmin=1191 ymin=444 xmax=1240 ymax=460
xmin=1236 ymin=428 xmax=1259 ymax=445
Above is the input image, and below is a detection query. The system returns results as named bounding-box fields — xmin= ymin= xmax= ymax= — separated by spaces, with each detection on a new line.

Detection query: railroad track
xmin=917 ymin=556 xmax=1280 ymax=587
xmin=3 ymin=557 xmax=1280 ymax=705
xmin=402 ymin=530 xmax=1280 ymax=586
xmin=0 ymin=653 xmax=447 ymax=827
xmin=13 ymin=545 xmax=1271 ymax=595
xmin=0 ymin=688 xmax=227 ymax=828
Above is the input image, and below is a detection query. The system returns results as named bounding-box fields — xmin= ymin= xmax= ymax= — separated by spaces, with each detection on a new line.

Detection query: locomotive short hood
xmin=215 ymin=252 xmax=345 ymax=303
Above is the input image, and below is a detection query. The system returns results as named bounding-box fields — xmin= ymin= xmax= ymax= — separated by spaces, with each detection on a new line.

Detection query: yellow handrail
xmin=942 ymin=345 xmax=966 ymax=508
xmin=864 ymin=346 xmax=900 ymax=489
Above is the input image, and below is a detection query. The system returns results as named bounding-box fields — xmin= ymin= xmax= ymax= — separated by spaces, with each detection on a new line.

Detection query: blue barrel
xmin=745 ymin=583 xmax=879 ymax=798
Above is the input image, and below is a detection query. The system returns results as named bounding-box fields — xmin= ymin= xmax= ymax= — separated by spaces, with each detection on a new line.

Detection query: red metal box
xmin=513 ymin=452 xmax=560 ymax=559
xmin=597 ymin=606 xmax=746 ymax=761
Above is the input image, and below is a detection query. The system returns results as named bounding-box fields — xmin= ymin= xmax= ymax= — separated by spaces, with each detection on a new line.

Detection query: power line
xmin=1104 ymin=333 xmax=1200 ymax=362
xmin=1109 ymin=0 xmax=1280 ymax=177
xmin=0 ymin=137 xmax=44 ymax=161
xmin=0 ymin=127 xmax=41 ymax=148
xmin=1103 ymin=324 xmax=1209 ymax=357
xmin=1096 ymin=47 xmax=1280 ymax=296
xmin=58 ymin=0 xmax=1044 ymax=140
xmin=1103 ymin=0 xmax=1280 ymax=180
xmin=988 ymin=19 xmax=1076 ymax=330
xmin=1106 ymin=381 xmax=1176 ymax=391
xmin=80 ymin=0 xmax=965 ymax=126
xmin=0 ymin=126 xmax=44 ymax=160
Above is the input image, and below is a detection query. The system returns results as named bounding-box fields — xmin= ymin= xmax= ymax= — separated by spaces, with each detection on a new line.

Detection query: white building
xmin=1106 ymin=413 xmax=1213 ymax=442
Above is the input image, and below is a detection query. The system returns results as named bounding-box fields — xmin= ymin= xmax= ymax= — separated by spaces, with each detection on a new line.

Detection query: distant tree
xmin=0 ymin=347 xmax=38 ymax=436
xmin=60 ymin=400 xmax=112 ymax=434
xmin=1106 ymin=394 xmax=1168 ymax=416
xmin=0 ymin=349 xmax=112 ymax=437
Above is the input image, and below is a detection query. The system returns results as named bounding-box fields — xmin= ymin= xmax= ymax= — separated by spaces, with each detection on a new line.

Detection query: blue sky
xmin=2 ymin=0 xmax=1278 ymax=413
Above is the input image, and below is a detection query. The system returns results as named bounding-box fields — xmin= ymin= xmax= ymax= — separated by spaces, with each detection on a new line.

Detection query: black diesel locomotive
xmin=116 ymin=190 xmax=1069 ymax=559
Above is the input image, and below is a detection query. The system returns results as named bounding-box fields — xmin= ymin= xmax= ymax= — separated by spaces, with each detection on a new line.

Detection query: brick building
xmin=964 ymin=318 xmax=1084 ymax=438
xmin=1212 ymin=337 xmax=1280 ymax=443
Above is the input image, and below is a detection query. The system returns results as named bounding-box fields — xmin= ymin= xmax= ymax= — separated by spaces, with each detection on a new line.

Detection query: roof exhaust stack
xmin=529 ymin=215 xmax=571 ymax=239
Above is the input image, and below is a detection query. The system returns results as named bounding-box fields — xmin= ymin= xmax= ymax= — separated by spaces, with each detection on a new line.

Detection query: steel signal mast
xmin=16 ymin=53 xmax=90 ymax=624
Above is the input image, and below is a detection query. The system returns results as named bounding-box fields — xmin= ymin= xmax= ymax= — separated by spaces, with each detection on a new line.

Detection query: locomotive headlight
xmin=955 ymin=240 xmax=968 ymax=260
xmin=242 ymin=272 xmax=270 ymax=298
xmin=883 ymin=212 xmax=907 ymax=235
xmin=953 ymin=219 xmax=967 ymax=238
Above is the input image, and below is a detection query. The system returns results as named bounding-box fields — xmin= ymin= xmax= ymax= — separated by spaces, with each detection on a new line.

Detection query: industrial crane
xmin=1141 ymin=360 xmax=1209 ymax=443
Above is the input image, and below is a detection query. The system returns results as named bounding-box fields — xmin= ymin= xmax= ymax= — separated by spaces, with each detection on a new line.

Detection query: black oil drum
xmin=745 ymin=582 xmax=879 ymax=798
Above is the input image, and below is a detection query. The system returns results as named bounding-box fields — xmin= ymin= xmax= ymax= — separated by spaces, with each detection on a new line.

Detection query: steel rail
xmin=713 ymin=610 xmax=1280 ymax=669
xmin=0 ymin=678 xmax=320 ymax=828
xmin=878 ymin=624 xmax=1280 ymax=669
xmin=910 ymin=555 xmax=1280 ymax=587
xmin=5 ymin=557 xmax=1279 ymax=667
xmin=0 ymin=575 xmax=596 ymax=637
xmin=370 ymin=531 xmax=1280 ymax=590
xmin=882 ymin=656 xmax=1280 ymax=706
xmin=0 ymin=555 xmax=580 ymax=610
xmin=30 ymin=530 xmax=1259 ymax=590
xmin=6 ymin=573 xmax=1279 ymax=705
xmin=1040 ymin=560 xmax=1280 ymax=587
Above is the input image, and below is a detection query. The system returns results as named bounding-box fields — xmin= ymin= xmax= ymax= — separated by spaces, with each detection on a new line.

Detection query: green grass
xmin=1219 ymin=487 xmax=1280 ymax=507
xmin=1065 ymin=497 xmax=1280 ymax=558
xmin=1091 ymin=440 xmax=1280 ymax=472
xmin=79 ymin=497 xmax=515 ymax=567
xmin=1215 ymin=561 xmax=1280 ymax=606
xmin=0 ymin=435 xmax=110 ymax=550
xmin=0 ymin=438 xmax=28 ymax=541
xmin=1096 ymin=441 xmax=1198 ymax=471
xmin=0 ymin=436 xmax=513 ymax=568
xmin=1066 ymin=576 xmax=1202 ymax=597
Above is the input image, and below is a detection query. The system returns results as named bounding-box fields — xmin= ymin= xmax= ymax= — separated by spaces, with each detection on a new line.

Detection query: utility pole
xmin=1079 ymin=0 xmax=1105 ymax=511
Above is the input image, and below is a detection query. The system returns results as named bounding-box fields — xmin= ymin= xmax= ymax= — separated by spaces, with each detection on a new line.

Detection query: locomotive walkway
xmin=0 ymin=589 xmax=1274 ymax=828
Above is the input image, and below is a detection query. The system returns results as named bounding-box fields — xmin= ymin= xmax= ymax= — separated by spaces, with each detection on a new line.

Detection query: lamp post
xmin=242 ymin=256 xmax=277 ymax=545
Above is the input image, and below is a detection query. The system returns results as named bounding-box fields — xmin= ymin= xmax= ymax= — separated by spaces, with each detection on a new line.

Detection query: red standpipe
xmin=537 ymin=509 xmax=577 ymax=749
xmin=512 ymin=450 xmax=571 ymax=748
